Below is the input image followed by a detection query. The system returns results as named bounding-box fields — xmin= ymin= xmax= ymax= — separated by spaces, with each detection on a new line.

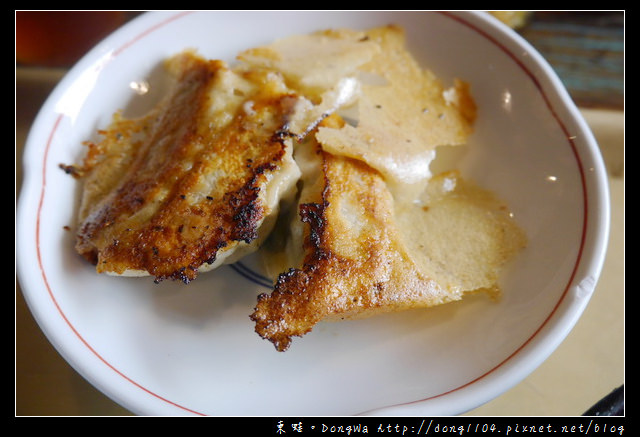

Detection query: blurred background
xmin=16 ymin=11 xmax=141 ymax=67
xmin=492 ymin=11 xmax=623 ymax=110
xmin=16 ymin=11 xmax=623 ymax=416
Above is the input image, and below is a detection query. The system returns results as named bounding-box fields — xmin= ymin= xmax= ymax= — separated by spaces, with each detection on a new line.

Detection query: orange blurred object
xmin=16 ymin=11 xmax=127 ymax=67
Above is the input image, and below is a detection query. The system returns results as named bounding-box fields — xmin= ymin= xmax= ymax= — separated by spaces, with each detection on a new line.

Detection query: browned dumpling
xmin=71 ymin=51 xmax=302 ymax=283
xmin=251 ymin=116 xmax=525 ymax=352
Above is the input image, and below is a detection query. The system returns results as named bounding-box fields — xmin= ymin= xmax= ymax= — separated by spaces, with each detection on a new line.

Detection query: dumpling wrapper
xmin=71 ymin=51 xmax=303 ymax=283
xmin=315 ymin=25 xmax=476 ymax=193
xmin=252 ymin=116 xmax=525 ymax=351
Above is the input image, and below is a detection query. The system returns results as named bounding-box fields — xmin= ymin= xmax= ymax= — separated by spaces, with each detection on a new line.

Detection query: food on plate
xmin=236 ymin=27 xmax=380 ymax=137
xmin=314 ymin=26 xmax=475 ymax=191
xmin=246 ymin=26 xmax=523 ymax=351
xmin=240 ymin=26 xmax=476 ymax=198
xmin=67 ymin=51 xmax=303 ymax=283
xmin=251 ymin=115 xmax=526 ymax=351
xmin=65 ymin=24 xmax=526 ymax=350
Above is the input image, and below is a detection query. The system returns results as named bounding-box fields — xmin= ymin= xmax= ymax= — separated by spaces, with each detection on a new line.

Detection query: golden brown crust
xmin=74 ymin=52 xmax=300 ymax=283
xmin=67 ymin=26 xmax=525 ymax=353
xmin=250 ymin=116 xmax=455 ymax=352
xmin=250 ymin=113 xmax=526 ymax=352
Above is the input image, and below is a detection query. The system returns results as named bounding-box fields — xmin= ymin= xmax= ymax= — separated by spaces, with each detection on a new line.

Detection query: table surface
xmin=15 ymin=11 xmax=624 ymax=417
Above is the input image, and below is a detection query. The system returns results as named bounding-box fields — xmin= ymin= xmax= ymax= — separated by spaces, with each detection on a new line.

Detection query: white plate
xmin=16 ymin=11 xmax=610 ymax=416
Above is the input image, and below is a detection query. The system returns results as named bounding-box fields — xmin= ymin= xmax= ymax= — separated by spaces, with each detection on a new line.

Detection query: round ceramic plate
xmin=16 ymin=11 xmax=609 ymax=416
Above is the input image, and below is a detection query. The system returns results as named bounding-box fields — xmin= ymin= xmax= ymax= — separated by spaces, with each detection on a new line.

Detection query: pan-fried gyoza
xmin=66 ymin=25 xmax=525 ymax=350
